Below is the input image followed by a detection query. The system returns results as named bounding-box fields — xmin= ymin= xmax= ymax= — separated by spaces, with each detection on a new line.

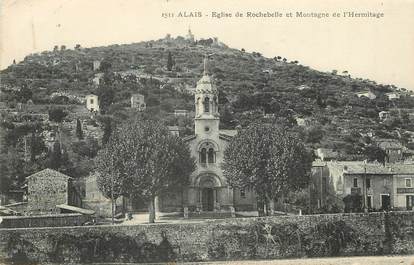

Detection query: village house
xmin=356 ymin=90 xmax=376 ymax=100
xmin=379 ymin=111 xmax=391 ymax=121
xmin=174 ymin=109 xmax=189 ymax=117
xmin=295 ymin=116 xmax=312 ymax=127
xmin=92 ymin=73 xmax=104 ymax=86
xmin=311 ymin=161 xmax=414 ymax=212
xmin=167 ymin=126 xmax=180 ymax=136
xmin=85 ymin=94 xmax=99 ymax=113
xmin=130 ymin=93 xmax=146 ymax=111
xmin=3 ymin=169 xmax=84 ymax=216
xmin=93 ymin=60 xmax=101 ymax=71
xmin=386 ymin=92 xmax=401 ymax=100
xmin=315 ymin=148 xmax=339 ymax=161
xmin=375 ymin=139 xmax=404 ymax=163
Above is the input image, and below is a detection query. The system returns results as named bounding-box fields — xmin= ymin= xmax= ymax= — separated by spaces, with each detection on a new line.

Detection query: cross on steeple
xmin=203 ymin=54 xmax=210 ymax=75
xmin=203 ymin=53 xmax=215 ymax=75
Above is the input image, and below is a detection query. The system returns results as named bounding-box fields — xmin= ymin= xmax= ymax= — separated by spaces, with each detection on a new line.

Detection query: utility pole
xmin=363 ymin=161 xmax=368 ymax=213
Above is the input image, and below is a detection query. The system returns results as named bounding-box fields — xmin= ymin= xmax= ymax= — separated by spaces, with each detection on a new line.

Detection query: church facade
xmin=157 ymin=56 xmax=258 ymax=217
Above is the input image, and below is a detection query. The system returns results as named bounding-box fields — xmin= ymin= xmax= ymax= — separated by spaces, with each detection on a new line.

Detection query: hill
xmin=1 ymin=34 xmax=414 ymax=186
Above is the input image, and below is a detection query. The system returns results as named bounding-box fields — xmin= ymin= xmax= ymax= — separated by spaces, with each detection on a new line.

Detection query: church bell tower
xmin=194 ymin=55 xmax=219 ymax=136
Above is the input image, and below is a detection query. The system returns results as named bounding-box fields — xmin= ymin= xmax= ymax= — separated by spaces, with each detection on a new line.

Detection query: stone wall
xmin=0 ymin=214 xmax=91 ymax=228
xmin=0 ymin=212 xmax=413 ymax=264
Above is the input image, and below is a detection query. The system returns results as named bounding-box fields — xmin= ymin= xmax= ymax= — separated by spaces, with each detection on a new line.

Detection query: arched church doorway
xmin=198 ymin=174 xmax=221 ymax=211
xmin=202 ymin=188 xmax=214 ymax=211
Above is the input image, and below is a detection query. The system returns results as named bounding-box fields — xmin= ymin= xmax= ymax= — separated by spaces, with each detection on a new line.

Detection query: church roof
xmin=183 ymin=135 xmax=196 ymax=142
xmin=219 ymin=130 xmax=237 ymax=137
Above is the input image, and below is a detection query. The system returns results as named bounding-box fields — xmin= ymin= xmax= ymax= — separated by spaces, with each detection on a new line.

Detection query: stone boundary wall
xmin=0 ymin=213 xmax=91 ymax=228
xmin=0 ymin=212 xmax=413 ymax=264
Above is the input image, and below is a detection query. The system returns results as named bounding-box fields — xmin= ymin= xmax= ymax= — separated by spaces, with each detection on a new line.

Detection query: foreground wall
xmin=0 ymin=213 xmax=91 ymax=229
xmin=0 ymin=212 xmax=413 ymax=264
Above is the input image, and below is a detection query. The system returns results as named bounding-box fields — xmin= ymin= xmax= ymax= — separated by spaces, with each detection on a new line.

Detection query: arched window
xmin=200 ymin=148 xmax=207 ymax=163
xmin=204 ymin=97 xmax=210 ymax=113
xmin=208 ymin=148 xmax=215 ymax=163
xmin=197 ymin=97 xmax=201 ymax=114
xmin=213 ymin=96 xmax=218 ymax=113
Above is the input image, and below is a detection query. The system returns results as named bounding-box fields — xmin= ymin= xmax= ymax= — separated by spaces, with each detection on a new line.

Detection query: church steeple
xmin=194 ymin=55 xmax=219 ymax=135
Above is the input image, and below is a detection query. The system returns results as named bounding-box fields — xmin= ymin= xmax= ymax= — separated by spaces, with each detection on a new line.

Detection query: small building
xmin=26 ymin=169 xmax=82 ymax=215
xmin=131 ymin=93 xmax=146 ymax=111
xmin=356 ymin=90 xmax=376 ymax=100
xmin=168 ymin=126 xmax=180 ymax=136
xmin=375 ymin=139 xmax=404 ymax=163
xmin=386 ymin=92 xmax=401 ymax=100
xmin=379 ymin=111 xmax=391 ymax=121
xmin=186 ymin=28 xmax=195 ymax=43
xmin=174 ymin=109 xmax=189 ymax=117
xmin=295 ymin=116 xmax=311 ymax=127
xmin=263 ymin=113 xmax=276 ymax=119
xmin=85 ymin=94 xmax=99 ymax=112
xmin=92 ymin=73 xmax=104 ymax=86
xmin=315 ymin=148 xmax=339 ymax=161
xmin=93 ymin=60 xmax=101 ymax=71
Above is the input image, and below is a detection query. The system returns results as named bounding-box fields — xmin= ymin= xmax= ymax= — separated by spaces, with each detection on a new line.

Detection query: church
xmin=84 ymin=56 xmax=258 ymax=218
xmin=155 ymin=56 xmax=258 ymax=218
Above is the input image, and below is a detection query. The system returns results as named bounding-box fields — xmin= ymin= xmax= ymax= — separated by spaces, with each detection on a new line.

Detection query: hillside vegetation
xmin=1 ymin=34 xmax=414 ymax=189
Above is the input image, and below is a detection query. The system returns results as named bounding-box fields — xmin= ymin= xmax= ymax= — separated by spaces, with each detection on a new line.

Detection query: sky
xmin=1 ymin=0 xmax=414 ymax=90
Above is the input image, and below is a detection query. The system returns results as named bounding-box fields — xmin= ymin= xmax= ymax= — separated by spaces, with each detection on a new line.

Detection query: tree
xmin=48 ymin=108 xmax=67 ymax=123
xmin=96 ymin=119 xmax=195 ymax=223
xmin=97 ymin=115 xmax=113 ymax=145
xmin=76 ymin=119 xmax=83 ymax=140
xmin=95 ymin=133 xmax=127 ymax=224
xmin=99 ymin=59 xmax=112 ymax=72
xmin=364 ymin=145 xmax=387 ymax=164
xmin=167 ymin=51 xmax=174 ymax=71
xmin=48 ymin=142 xmax=62 ymax=170
xmin=18 ymin=85 xmax=32 ymax=103
xmin=29 ymin=131 xmax=45 ymax=162
xmin=97 ymin=83 xmax=115 ymax=114
xmin=223 ymin=123 xmax=312 ymax=216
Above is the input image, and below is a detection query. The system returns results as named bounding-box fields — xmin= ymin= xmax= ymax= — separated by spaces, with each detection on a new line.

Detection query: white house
xmin=315 ymin=148 xmax=339 ymax=161
xmin=93 ymin=60 xmax=101 ymax=71
xmin=174 ymin=109 xmax=189 ymax=117
xmin=379 ymin=111 xmax=391 ymax=121
xmin=85 ymin=94 xmax=99 ymax=112
xmin=385 ymin=92 xmax=401 ymax=100
xmin=356 ymin=90 xmax=376 ymax=100
xmin=131 ymin=94 xmax=146 ymax=111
